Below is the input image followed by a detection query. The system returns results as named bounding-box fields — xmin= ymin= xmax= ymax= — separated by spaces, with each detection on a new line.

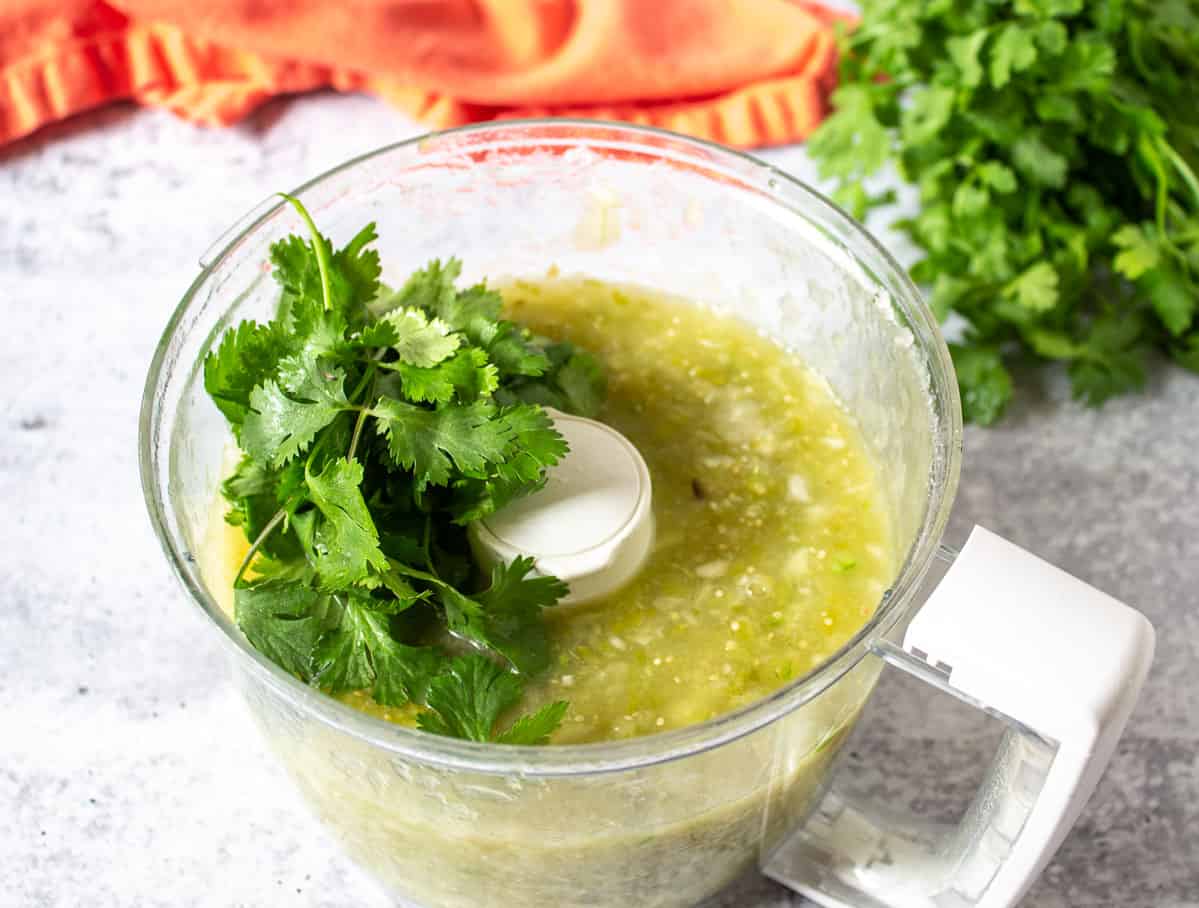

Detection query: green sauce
xmin=204 ymin=276 xmax=897 ymax=907
xmin=341 ymin=276 xmax=894 ymax=742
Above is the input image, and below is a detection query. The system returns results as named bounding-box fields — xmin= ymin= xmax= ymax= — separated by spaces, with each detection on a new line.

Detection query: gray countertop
xmin=2 ymin=96 xmax=1195 ymax=908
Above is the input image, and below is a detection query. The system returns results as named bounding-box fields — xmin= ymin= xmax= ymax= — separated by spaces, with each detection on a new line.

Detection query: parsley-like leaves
xmin=306 ymin=458 xmax=389 ymax=587
xmin=205 ymin=194 xmax=608 ymax=744
xmin=441 ymin=556 xmax=569 ymax=676
xmin=234 ymin=581 xmax=327 ymax=680
xmin=418 ymin=654 xmax=569 ymax=745
xmin=242 ymin=358 xmax=350 ymax=466
xmin=373 ymin=399 xmax=512 ymax=490
xmin=809 ymin=0 xmax=1199 ymax=422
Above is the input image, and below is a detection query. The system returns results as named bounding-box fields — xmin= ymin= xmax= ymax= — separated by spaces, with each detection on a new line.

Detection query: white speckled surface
xmin=2 ymin=96 xmax=1196 ymax=907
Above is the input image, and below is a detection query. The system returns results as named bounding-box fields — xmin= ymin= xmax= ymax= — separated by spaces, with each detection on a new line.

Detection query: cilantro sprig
xmin=204 ymin=193 xmax=601 ymax=743
xmin=809 ymin=0 xmax=1199 ymax=422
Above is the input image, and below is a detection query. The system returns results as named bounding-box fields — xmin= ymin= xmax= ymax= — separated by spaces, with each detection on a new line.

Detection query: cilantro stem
xmin=347 ymin=397 xmax=372 ymax=462
xmin=1163 ymin=142 xmax=1199 ymax=210
xmin=1137 ymin=135 xmax=1171 ymax=234
xmin=305 ymin=431 xmax=329 ymax=475
xmin=347 ymin=363 xmax=377 ymax=402
xmin=388 ymin=557 xmax=445 ymax=588
xmin=279 ymin=192 xmax=334 ymax=313
xmin=421 ymin=514 xmax=438 ymax=578
xmin=234 ymin=507 xmax=287 ymax=585
xmin=346 ymin=351 xmax=386 ymax=462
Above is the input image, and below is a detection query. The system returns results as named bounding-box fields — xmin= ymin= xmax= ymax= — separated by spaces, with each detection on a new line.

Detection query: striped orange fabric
xmin=0 ymin=1 xmax=850 ymax=148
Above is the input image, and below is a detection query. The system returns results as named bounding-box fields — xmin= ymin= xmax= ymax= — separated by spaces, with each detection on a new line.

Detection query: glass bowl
xmin=140 ymin=120 xmax=961 ymax=908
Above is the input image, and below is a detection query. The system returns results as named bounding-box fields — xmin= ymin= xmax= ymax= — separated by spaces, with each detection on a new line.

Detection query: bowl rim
xmin=139 ymin=117 xmax=963 ymax=777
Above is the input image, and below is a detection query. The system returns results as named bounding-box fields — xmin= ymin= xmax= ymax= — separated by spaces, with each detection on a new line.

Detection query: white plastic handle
xmin=470 ymin=409 xmax=654 ymax=604
xmin=764 ymin=526 xmax=1155 ymax=908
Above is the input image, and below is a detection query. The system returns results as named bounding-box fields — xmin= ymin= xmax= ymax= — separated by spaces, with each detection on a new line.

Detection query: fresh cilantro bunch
xmin=809 ymin=0 xmax=1199 ymax=422
xmin=203 ymin=194 xmax=606 ymax=744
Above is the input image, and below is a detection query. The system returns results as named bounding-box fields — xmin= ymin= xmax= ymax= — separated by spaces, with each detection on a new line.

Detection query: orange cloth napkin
xmin=0 ymin=0 xmax=849 ymax=148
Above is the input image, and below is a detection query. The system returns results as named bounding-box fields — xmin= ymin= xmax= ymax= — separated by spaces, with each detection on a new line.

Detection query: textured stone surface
xmin=1 ymin=96 xmax=1195 ymax=907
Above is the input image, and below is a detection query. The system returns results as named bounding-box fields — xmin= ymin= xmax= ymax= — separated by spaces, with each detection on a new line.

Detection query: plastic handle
xmin=763 ymin=526 xmax=1155 ymax=908
xmin=469 ymin=409 xmax=654 ymax=605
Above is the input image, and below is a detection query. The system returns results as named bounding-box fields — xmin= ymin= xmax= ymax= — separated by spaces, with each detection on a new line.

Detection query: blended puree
xmin=211 ymin=277 xmax=893 ymax=745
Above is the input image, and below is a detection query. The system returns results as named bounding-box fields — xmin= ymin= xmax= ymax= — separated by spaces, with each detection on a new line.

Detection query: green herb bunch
xmin=809 ymin=0 xmax=1199 ymax=422
xmin=203 ymin=195 xmax=605 ymax=744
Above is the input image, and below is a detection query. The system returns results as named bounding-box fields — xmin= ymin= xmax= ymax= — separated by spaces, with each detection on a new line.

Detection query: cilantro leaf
xmin=1011 ymin=135 xmax=1069 ymax=189
xmin=809 ymin=0 xmax=1199 ymax=420
xmin=1069 ymin=354 xmax=1148 ymax=405
xmin=306 ymin=458 xmax=388 ymax=586
xmin=270 ymin=233 xmax=326 ymax=327
xmin=493 ymin=405 xmax=570 ymax=487
xmin=436 ymin=585 xmax=490 ymax=650
xmin=1035 ymin=93 xmax=1082 ymax=126
xmin=417 ymin=654 xmax=566 ymax=744
xmin=950 ymin=344 xmax=1013 ymax=426
xmin=222 ymin=454 xmax=277 ymax=500
xmin=495 ymin=344 xmax=607 ymax=418
xmin=208 ymin=197 xmax=604 ymax=743
xmin=445 ymin=406 xmax=569 ymax=524
xmin=1005 ymin=263 xmax=1060 ymax=312
xmin=471 ymin=319 xmax=551 ymax=379
xmin=434 ymin=280 xmax=504 ymax=330
xmin=1112 ymin=224 xmax=1161 ymax=280
xmin=388 ymin=347 xmax=499 ymax=405
xmin=362 ymin=308 xmax=461 ymax=366
xmin=221 ymin=456 xmax=306 ymax=560
xmin=1025 ymin=328 xmax=1082 ymax=360
xmin=990 ymin=24 xmax=1038 ymax=89
xmin=242 ymin=357 xmax=350 ymax=465
xmin=270 ymin=215 xmax=380 ymax=327
xmin=953 ymin=183 xmax=990 ymax=219
xmin=432 ymin=282 xmax=550 ymax=379
xmin=495 ymin=700 xmax=570 ymax=745
xmin=294 ymin=309 xmax=350 ymax=362
xmin=242 ymin=380 xmax=343 ymax=466
xmin=1139 ymin=263 xmax=1195 ymax=337
xmin=1068 ymin=306 xmax=1149 ymax=404
xmin=203 ymin=320 xmax=292 ymax=430
xmin=902 ymin=86 xmax=956 ymax=147
xmin=1056 ymin=38 xmax=1116 ymax=93
xmin=808 ymin=83 xmax=894 ymax=182
xmin=381 ymin=258 xmax=463 ymax=317
xmin=1171 ymin=332 xmax=1199 ymax=373
xmin=447 ymin=470 xmax=541 ymax=525
xmin=947 ymin=30 xmax=988 ymax=88
xmin=1015 ymin=0 xmax=1083 ymax=16
xmin=312 ymin=592 xmax=444 ymax=703
xmin=311 ymin=595 xmax=375 ymax=692
xmin=362 ymin=612 xmax=445 ymax=706
xmin=234 ymin=581 xmax=326 ymax=680
xmin=373 ymin=399 xmax=513 ymax=490
xmin=417 ymin=654 xmax=523 ymax=741
xmin=480 ymin=555 xmax=570 ymax=615
xmin=553 ymin=351 xmax=606 ymax=418
xmin=368 ymin=570 xmax=427 ymax=611
xmin=442 ymin=556 xmax=567 ymax=676
xmin=385 ymin=262 xmax=549 ymax=378
xmin=332 ymin=223 xmax=382 ymax=314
